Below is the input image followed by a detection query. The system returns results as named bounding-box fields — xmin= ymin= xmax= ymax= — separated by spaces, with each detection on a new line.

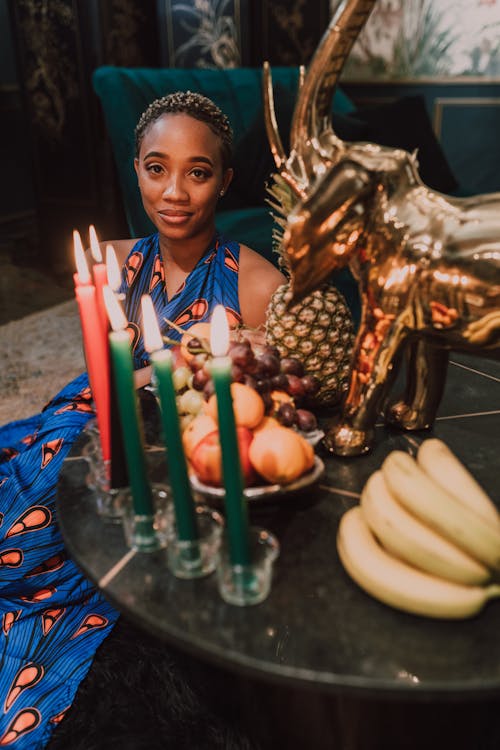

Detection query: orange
xmin=249 ymin=427 xmax=310 ymax=484
xmin=182 ymin=413 xmax=217 ymax=459
xmin=206 ymin=382 xmax=265 ymax=429
xmin=180 ymin=322 xmax=211 ymax=363
xmin=252 ymin=416 xmax=281 ymax=434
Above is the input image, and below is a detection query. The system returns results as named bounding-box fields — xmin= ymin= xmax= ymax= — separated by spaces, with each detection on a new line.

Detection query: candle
xmin=103 ymin=286 xmax=154 ymax=524
xmin=73 ymin=230 xmax=111 ymax=463
xmin=104 ymin=242 xmax=129 ymax=489
xmin=89 ymin=225 xmax=109 ymax=338
xmin=141 ymin=295 xmax=198 ymax=542
xmin=209 ymin=305 xmax=250 ymax=566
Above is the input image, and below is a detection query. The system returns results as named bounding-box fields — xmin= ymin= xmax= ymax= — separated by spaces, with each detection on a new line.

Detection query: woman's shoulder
xmin=238 ymin=243 xmax=285 ymax=281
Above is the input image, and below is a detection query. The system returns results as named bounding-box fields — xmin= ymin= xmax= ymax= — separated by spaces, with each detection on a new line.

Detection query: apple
xmin=190 ymin=427 xmax=256 ymax=487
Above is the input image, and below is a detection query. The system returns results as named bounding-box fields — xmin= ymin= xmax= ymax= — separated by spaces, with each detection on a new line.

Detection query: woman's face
xmin=135 ymin=113 xmax=232 ymax=243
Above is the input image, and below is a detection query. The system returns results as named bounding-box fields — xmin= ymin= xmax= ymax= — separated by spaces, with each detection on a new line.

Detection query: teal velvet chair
xmin=92 ymin=66 xmax=360 ymax=321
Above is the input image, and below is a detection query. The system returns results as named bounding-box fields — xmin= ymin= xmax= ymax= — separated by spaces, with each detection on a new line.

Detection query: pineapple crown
xmin=265 ymin=173 xmax=297 ymax=276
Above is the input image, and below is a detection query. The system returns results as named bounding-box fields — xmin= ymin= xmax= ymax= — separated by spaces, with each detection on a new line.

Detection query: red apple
xmin=190 ymin=427 xmax=256 ymax=487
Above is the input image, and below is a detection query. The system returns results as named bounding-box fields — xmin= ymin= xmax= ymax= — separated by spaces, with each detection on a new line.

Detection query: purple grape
xmin=228 ymin=342 xmax=256 ymax=370
xmin=271 ymin=372 xmax=289 ymax=391
xmin=296 ymin=409 xmax=318 ymax=432
xmin=277 ymin=402 xmax=297 ymax=427
xmin=192 ymin=368 xmax=210 ymax=391
xmin=255 ymin=378 xmax=272 ymax=394
xmin=203 ymin=380 xmax=215 ymax=401
xmin=280 ymin=357 xmax=304 ymax=377
xmin=301 ymin=374 xmax=321 ymax=396
xmin=286 ymin=374 xmax=306 ymax=399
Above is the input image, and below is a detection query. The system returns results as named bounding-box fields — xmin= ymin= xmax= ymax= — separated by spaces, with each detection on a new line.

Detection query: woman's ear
xmin=221 ymin=168 xmax=234 ymax=196
xmin=134 ymin=158 xmax=139 ymax=177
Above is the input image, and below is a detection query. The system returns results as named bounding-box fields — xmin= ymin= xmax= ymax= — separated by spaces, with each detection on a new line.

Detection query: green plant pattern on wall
xmin=340 ymin=0 xmax=500 ymax=79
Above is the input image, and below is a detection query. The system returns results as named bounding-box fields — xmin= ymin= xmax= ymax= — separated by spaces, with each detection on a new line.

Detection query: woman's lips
xmin=158 ymin=210 xmax=192 ymax=225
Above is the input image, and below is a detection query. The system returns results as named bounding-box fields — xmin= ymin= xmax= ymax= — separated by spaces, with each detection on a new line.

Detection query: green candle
xmin=210 ymin=306 xmax=250 ymax=567
xmin=103 ymin=287 xmax=155 ymax=533
xmin=141 ymin=295 xmax=198 ymax=542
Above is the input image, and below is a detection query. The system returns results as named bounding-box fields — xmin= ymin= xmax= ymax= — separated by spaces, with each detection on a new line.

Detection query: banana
xmin=382 ymin=451 xmax=500 ymax=574
xmin=337 ymin=506 xmax=500 ymax=619
xmin=361 ymin=471 xmax=490 ymax=585
xmin=417 ymin=438 xmax=500 ymax=529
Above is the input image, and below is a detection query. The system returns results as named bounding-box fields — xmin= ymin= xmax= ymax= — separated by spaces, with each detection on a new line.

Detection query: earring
xmin=219 ymin=189 xmax=225 ymax=196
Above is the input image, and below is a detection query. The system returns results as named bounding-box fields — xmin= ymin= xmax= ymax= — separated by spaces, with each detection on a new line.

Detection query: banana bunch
xmin=336 ymin=439 xmax=500 ymax=619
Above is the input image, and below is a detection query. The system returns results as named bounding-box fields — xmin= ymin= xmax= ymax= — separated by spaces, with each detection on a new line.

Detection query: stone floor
xmin=0 ymin=247 xmax=73 ymax=326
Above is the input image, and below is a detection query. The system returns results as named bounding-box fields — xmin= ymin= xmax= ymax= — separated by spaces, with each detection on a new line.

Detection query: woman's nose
xmin=162 ymin=174 xmax=187 ymax=200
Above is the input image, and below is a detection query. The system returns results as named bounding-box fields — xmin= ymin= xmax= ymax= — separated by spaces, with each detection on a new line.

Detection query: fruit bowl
xmin=189 ymin=455 xmax=325 ymax=504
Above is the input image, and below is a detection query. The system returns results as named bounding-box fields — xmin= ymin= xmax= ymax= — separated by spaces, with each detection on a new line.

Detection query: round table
xmin=57 ymin=353 xmax=500 ymax=704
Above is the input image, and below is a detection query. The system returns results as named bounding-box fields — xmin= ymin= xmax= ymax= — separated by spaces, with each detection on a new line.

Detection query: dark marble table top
xmin=57 ymin=353 xmax=500 ymax=700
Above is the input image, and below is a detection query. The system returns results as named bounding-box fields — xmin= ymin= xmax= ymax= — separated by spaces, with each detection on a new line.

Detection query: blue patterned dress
xmin=0 ymin=232 xmax=241 ymax=748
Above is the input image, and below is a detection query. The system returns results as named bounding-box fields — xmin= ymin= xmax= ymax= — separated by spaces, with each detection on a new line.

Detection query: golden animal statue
xmin=263 ymin=0 xmax=500 ymax=456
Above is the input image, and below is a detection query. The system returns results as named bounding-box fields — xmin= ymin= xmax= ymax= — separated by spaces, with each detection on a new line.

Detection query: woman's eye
xmin=146 ymin=164 xmax=163 ymax=175
xmin=190 ymin=168 xmax=209 ymax=179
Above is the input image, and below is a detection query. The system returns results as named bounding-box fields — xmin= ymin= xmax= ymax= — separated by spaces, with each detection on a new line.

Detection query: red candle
xmin=89 ymin=225 xmax=109 ymax=340
xmin=73 ymin=229 xmax=111 ymax=464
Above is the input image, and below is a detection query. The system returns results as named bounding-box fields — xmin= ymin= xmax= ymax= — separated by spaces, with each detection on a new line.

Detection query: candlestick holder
xmin=216 ymin=527 xmax=280 ymax=606
xmin=121 ymin=483 xmax=172 ymax=552
xmin=81 ymin=439 xmax=124 ymax=522
xmin=166 ymin=504 xmax=224 ymax=579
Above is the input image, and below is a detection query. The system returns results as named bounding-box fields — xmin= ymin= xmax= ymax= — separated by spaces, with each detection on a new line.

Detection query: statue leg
xmin=324 ymin=316 xmax=407 ymax=456
xmin=386 ymin=340 xmax=449 ymax=431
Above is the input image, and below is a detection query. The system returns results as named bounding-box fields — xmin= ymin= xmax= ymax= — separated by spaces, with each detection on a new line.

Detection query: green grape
xmin=178 ymin=388 xmax=205 ymax=416
xmin=172 ymin=365 xmax=192 ymax=392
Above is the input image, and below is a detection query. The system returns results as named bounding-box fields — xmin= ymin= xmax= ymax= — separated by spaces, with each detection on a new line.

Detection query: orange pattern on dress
xmin=224 ymin=248 xmax=239 ymax=272
xmin=5 ymin=507 xmax=51 ymax=538
xmin=71 ymin=614 xmax=109 ymax=639
xmin=24 ymin=553 xmax=65 ymax=578
xmin=125 ymin=251 xmax=143 ymax=286
xmin=41 ymin=439 xmax=64 ymax=469
xmin=2 ymin=611 xmax=21 ymax=636
xmin=41 ymin=608 xmax=66 ymax=636
xmin=4 ymin=663 xmax=44 ymax=712
xmin=173 ymin=299 xmax=209 ymax=327
xmin=149 ymin=254 xmax=165 ymax=292
xmin=0 ymin=550 xmax=23 ymax=569
xmin=20 ymin=587 xmax=56 ymax=604
xmin=0 ymin=707 xmax=41 ymax=745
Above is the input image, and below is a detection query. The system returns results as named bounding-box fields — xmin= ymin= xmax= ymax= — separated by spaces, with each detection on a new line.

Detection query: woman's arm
xmin=238 ymin=245 xmax=286 ymax=329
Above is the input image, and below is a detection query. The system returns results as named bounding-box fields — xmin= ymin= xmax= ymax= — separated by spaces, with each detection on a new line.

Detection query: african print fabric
xmin=0 ymin=232 xmax=242 ymax=747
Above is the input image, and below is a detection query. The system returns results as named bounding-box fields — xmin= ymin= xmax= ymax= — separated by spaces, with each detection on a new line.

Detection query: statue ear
xmin=302 ymin=160 xmax=371 ymax=224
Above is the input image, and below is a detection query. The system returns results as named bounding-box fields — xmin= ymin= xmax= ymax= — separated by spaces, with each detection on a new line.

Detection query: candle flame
xmin=141 ymin=295 xmax=163 ymax=353
xmin=103 ymin=285 xmax=128 ymax=332
xmin=106 ymin=244 xmax=121 ymax=290
xmin=210 ymin=304 xmax=229 ymax=357
xmin=73 ymin=229 xmax=91 ymax=284
xmin=89 ymin=224 xmax=103 ymax=262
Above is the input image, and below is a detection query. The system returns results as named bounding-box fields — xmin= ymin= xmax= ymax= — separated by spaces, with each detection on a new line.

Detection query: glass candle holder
xmin=81 ymin=442 xmax=124 ymax=522
xmin=120 ymin=483 xmax=172 ymax=552
xmin=216 ymin=527 xmax=280 ymax=606
xmin=166 ymin=505 xmax=224 ymax=579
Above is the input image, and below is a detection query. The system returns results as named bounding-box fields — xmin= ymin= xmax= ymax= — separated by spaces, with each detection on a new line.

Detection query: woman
xmin=0 ymin=92 xmax=284 ymax=749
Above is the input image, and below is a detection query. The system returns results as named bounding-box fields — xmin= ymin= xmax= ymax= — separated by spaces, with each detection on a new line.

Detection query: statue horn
xmin=290 ymin=0 xmax=377 ymax=157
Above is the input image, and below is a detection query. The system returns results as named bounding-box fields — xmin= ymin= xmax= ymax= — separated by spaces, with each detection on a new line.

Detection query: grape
xmin=189 ymin=352 xmax=209 ymax=373
xmin=255 ymin=378 xmax=272 ymax=394
xmin=178 ymin=389 xmax=204 ymax=416
xmin=231 ymin=363 xmax=246 ymax=383
xmin=244 ymin=374 xmax=257 ymax=390
xmin=301 ymin=374 xmax=321 ymax=396
xmin=296 ymin=409 xmax=318 ymax=432
xmin=186 ymin=337 xmax=208 ymax=355
xmin=261 ymin=392 xmax=274 ymax=414
xmin=262 ymin=344 xmax=281 ymax=359
xmin=280 ymin=357 xmax=304 ymax=377
xmin=229 ymin=342 xmax=256 ymax=370
xmin=255 ymin=353 xmax=281 ymax=377
xmin=286 ymin=374 xmax=305 ymax=399
xmin=203 ymin=379 xmax=215 ymax=401
xmin=276 ymin=402 xmax=297 ymax=427
xmin=192 ymin=368 xmax=210 ymax=391
xmin=172 ymin=365 xmax=192 ymax=392
xmin=271 ymin=372 xmax=288 ymax=391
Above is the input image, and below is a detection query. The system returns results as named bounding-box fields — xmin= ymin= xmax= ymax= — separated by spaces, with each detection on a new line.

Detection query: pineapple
xmin=264 ymin=174 xmax=355 ymax=406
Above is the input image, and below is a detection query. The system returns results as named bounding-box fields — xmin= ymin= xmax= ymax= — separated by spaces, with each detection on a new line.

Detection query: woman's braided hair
xmin=135 ymin=91 xmax=233 ymax=170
